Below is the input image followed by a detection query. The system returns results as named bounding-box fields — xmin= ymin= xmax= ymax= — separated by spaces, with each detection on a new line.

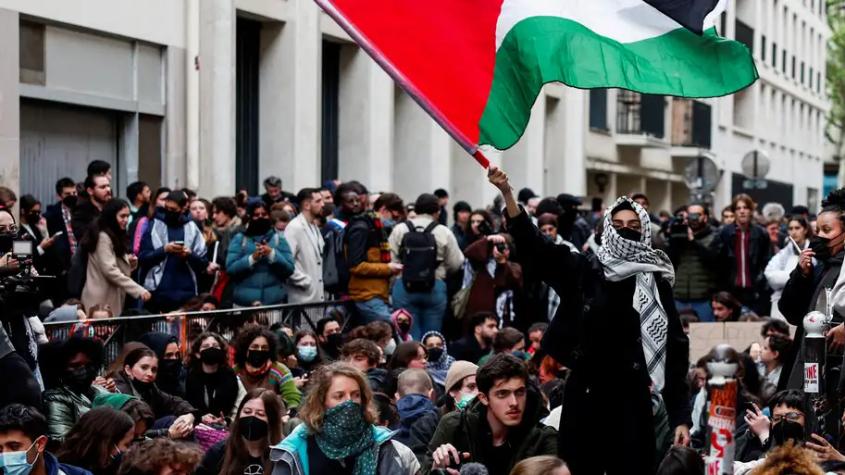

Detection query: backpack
xmin=323 ymin=223 xmax=350 ymax=295
xmin=399 ymin=221 xmax=439 ymax=293
xmin=67 ymin=248 xmax=88 ymax=298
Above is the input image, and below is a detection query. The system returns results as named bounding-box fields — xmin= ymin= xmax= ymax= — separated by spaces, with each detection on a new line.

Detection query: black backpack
xmin=399 ymin=221 xmax=439 ymax=293
xmin=323 ymin=224 xmax=350 ymax=295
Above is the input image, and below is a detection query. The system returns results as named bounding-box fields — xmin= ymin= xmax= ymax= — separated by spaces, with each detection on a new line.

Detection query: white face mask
xmin=383 ymin=338 xmax=397 ymax=356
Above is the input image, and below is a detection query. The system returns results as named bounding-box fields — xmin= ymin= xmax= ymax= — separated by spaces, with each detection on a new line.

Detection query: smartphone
xmin=172 ymin=240 xmax=185 ymax=247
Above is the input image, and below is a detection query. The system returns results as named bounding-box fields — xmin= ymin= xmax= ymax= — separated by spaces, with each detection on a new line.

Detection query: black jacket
xmin=45 ymin=202 xmax=75 ymax=270
xmin=508 ymin=209 xmax=691 ymax=475
xmin=71 ymin=199 xmax=100 ymax=242
xmin=448 ymin=336 xmax=489 ymax=365
xmin=715 ymin=223 xmax=771 ymax=293
xmin=113 ymin=371 xmax=196 ymax=419
xmin=185 ymin=366 xmax=239 ymax=419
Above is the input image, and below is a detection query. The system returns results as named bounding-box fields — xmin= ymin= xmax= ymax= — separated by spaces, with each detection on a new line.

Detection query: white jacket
xmin=764 ymin=241 xmax=807 ymax=301
xmin=284 ymin=213 xmax=325 ymax=303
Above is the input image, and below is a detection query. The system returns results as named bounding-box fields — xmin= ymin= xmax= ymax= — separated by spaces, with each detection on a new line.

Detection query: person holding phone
xmin=81 ymin=199 xmax=151 ymax=314
xmin=139 ymin=191 xmax=208 ymax=312
xmin=226 ymin=199 xmax=294 ymax=307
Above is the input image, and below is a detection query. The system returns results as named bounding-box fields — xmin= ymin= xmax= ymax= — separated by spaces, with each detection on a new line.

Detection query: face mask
xmin=199 ymin=347 xmax=226 ymax=366
xmin=323 ymin=400 xmax=369 ymax=437
xmin=239 ymin=416 xmax=269 ymax=442
xmin=382 ymin=217 xmax=396 ymax=229
xmin=64 ymin=365 xmax=99 ymax=391
xmin=397 ymin=321 xmax=411 ymax=334
xmin=810 ymin=235 xmax=836 ymax=262
xmin=62 ymin=195 xmax=78 ymax=209
xmin=427 ymin=347 xmax=444 ymax=362
xmin=25 ymin=212 xmax=40 ymax=224
xmin=0 ymin=438 xmax=40 ymax=475
xmin=455 ymin=394 xmax=475 ymax=411
xmin=511 ymin=350 xmax=531 ymax=361
xmin=771 ymin=420 xmax=805 ymax=446
xmin=383 ymin=339 xmax=397 ymax=357
xmin=158 ymin=359 xmax=181 ymax=379
xmin=617 ymin=227 xmax=642 ymax=242
xmin=247 ymin=218 xmax=272 ymax=236
xmin=325 ymin=333 xmax=344 ymax=357
xmin=0 ymin=235 xmax=13 ymax=254
xmin=297 ymin=345 xmax=318 ymax=363
xmin=163 ymin=208 xmax=182 ymax=227
xmin=246 ymin=350 xmax=271 ymax=368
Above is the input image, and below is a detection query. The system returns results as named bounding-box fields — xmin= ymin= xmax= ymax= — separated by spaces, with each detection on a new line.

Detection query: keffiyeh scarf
xmin=596 ymin=196 xmax=675 ymax=391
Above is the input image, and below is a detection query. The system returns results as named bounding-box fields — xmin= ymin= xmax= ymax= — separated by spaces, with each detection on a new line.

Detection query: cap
xmin=556 ymin=193 xmax=582 ymax=207
xmin=445 ymin=361 xmax=478 ymax=393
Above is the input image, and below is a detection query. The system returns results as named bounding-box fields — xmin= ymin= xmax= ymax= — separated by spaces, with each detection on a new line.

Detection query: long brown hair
xmin=55 ymin=407 xmax=134 ymax=470
xmin=219 ymin=388 xmax=284 ymax=475
xmin=298 ymin=363 xmax=377 ymax=433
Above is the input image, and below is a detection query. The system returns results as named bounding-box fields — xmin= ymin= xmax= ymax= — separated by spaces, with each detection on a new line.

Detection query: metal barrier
xmin=43 ymin=300 xmax=352 ymax=364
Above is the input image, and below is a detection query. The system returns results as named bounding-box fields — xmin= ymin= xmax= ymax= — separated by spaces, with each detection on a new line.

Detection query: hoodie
xmin=393 ymin=394 xmax=439 ymax=450
xmin=138 ymin=332 xmax=186 ymax=398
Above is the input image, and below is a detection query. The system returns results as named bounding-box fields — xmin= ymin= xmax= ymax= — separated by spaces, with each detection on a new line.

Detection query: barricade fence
xmin=43 ymin=300 xmax=352 ymax=364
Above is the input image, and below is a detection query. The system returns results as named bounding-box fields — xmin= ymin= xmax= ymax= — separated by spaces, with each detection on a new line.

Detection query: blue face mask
xmin=0 ymin=438 xmax=41 ymax=475
xmin=297 ymin=345 xmax=318 ymax=363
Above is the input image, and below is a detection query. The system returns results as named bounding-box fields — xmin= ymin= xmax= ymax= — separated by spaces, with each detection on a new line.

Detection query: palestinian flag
xmin=316 ymin=0 xmax=757 ymax=166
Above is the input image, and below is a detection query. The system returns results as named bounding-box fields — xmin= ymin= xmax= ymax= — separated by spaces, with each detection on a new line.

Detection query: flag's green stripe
xmin=479 ymin=17 xmax=758 ymax=149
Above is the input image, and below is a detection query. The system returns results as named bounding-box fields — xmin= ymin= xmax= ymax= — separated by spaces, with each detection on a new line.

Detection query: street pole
xmin=803 ymin=309 xmax=836 ymax=440
xmin=705 ymin=344 xmax=739 ymax=475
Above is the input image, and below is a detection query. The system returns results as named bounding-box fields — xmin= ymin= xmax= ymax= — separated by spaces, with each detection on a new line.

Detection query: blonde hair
xmin=750 ymin=442 xmax=824 ymax=475
xmin=510 ymin=456 xmax=568 ymax=475
xmin=298 ymin=362 xmax=377 ymax=433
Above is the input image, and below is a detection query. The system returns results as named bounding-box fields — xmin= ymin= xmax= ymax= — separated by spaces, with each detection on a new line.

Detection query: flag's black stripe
xmin=643 ymin=0 xmax=721 ymax=35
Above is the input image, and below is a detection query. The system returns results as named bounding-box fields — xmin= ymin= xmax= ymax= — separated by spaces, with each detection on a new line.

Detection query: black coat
xmin=185 ymin=366 xmax=239 ymax=419
xmin=508 ymin=210 xmax=691 ymax=475
xmin=715 ymin=224 xmax=771 ymax=300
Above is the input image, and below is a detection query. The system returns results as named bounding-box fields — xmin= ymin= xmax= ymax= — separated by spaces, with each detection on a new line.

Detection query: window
xmin=19 ymin=21 xmax=45 ymax=85
xmin=792 ymin=55 xmax=796 ymax=79
xmin=734 ymin=20 xmax=754 ymax=52
xmin=809 ymin=67 xmax=814 ymax=90
xmin=235 ymin=17 xmax=261 ymax=195
xmin=801 ymin=61 xmax=805 ymax=84
xmin=589 ymin=89 xmax=608 ymax=131
xmin=321 ymin=41 xmax=341 ymax=183
xmin=772 ymin=43 xmax=777 ymax=68
xmin=761 ymin=36 xmax=767 ymax=61
xmin=782 ymin=50 xmax=787 ymax=74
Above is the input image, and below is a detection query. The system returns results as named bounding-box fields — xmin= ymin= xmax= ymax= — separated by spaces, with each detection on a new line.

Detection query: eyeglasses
xmin=772 ymin=412 xmax=803 ymax=423
xmin=0 ymin=224 xmax=18 ymax=235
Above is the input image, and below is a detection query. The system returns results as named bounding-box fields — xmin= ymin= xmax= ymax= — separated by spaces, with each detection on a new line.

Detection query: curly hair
xmin=234 ymin=326 xmax=278 ymax=367
xmin=297 ymin=363 xmax=377 ymax=434
xmin=116 ymin=438 xmax=202 ymax=475
xmin=750 ymin=441 xmax=824 ymax=475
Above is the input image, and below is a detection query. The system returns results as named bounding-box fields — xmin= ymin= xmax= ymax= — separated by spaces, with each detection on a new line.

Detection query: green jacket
xmin=668 ymin=228 xmax=719 ymax=300
xmin=421 ymin=388 xmax=557 ymax=474
xmin=44 ymin=385 xmax=108 ymax=443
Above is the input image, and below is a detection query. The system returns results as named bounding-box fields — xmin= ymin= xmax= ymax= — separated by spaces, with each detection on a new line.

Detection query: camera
xmin=669 ymin=217 xmax=689 ymax=240
xmin=495 ymin=242 xmax=507 ymax=253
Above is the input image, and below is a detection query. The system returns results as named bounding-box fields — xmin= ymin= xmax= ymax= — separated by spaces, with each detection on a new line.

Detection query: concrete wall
xmin=0 ymin=8 xmax=19 ymax=208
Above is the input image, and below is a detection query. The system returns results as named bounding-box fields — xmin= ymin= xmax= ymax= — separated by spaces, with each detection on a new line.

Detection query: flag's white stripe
xmin=704 ymin=0 xmax=729 ymax=31
xmin=496 ymin=0 xmax=726 ymax=50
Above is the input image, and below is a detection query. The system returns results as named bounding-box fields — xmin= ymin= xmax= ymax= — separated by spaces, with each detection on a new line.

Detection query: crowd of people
xmin=0 ymin=159 xmax=844 ymax=474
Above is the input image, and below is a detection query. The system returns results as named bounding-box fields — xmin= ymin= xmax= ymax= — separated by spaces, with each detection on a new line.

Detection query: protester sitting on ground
xmin=391 ymin=309 xmax=414 ymax=343
xmin=479 ymin=327 xmax=527 ymax=365
xmin=80 ymin=199 xmax=151 ymax=314
xmin=196 ymin=388 xmax=285 ymax=475
xmin=116 ymin=438 xmax=202 ymax=475
xmin=54 ymin=407 xmax=135 ymax=475
xmin=443 ymin=361 xmax=479 ymax=413
xmin=91 ymin=393 xmax=159 ymax=441
xmin=185 ymin=332 xmax=240 ymax=425
xmin=112 ymin=346 xmax=197 ymax=438
xmin=421 ymin=331 xmax=455 ymax=390
xmin=341 ymin=338 xmax=389 ymax=394
xmin=290 ymin=329 xmax=323 ymax=381
xmin=655 ymin=446 xmax=704 ymax=475
xmin=509 ymin=455 xmax=571 ymax=475
xmin=424 ymin=353 xmax=558 ymax=475
xmin=711 ymin=291 xmax=743 ymax=322
xmin=387 ymin=342 xmax=429 ymax=374
xmin=0 ymin=404 xmax=92 ymax=475
xmin=315 ymin=317 xmax=343 ymax=361
xmin=743 ymin=442 xmax=826 ymax=475
xmin=758 ymin=335 xmax=791 ymax=399
xmin=233 ymin=326 xmax=301 ymax=410
xmin=394 ymin=368 xmax=440 ymax=462
xmin=449 ymin=312 xmax=499 ymax=364
xmin=40 ymin=337 xmax=109 ymax=444
xmin=137 ymin=332 xmax=187 ymax=399
xmin=226 ymin=198 xmax=295 ymax=306
xmin=526 ymin=323 xmax=548 ymax=356
xmin=270 ymin=363 xmax=420 ymax=474
xmin=347 ymin=320 xmax=397 ymax=362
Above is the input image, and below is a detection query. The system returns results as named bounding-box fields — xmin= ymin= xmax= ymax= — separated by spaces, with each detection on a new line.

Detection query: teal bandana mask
xmin=315 ymin=400 xmax=379 ymax=475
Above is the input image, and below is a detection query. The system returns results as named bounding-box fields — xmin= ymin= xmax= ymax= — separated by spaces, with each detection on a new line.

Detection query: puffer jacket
xmin=44 ymin=385 xmax=108 ymax=443
xmin=421 ymin=385 xmax=557 ymax=474
xmin=668 ymin=227 xmax=719 ymax=300
xmin=270 ymin=423 xmax=419 ymax=475
xmin=226 ymin=230 xmax=295 ymax=306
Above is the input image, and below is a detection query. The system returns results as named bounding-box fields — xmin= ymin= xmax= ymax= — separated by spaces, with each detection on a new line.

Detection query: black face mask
xmin=163 ymin=209 xmax=183 ymax=227
xmin=64 ymin=365 xmax=99 ymax=391
xmin=397 ymin=321 xmax=411 ymax=334
xmin=158 ymin=359 xmax=182 ymax=380
xmin=239 ymin=416 xmax=269 ymax=442
xmin=199 ymin=347 xmax=226 ymax=366
xmin=131 ymin=378 xmax=154 ymax=391
xmin=810 ymin=235 xmax=836 ymax=262
xmin=62 ymin=195 xmax=78 ymax=209
xmin=427 ymin=347 xmax=444 ymax=362
xmin=246 ymin=350 xmax=271 ymax=368
xmin=771 ymin=420 xmax=805 ymax=446
xmin=25 ymin=212 xmax=41 ymax=224
xmin=617 ymin=227 xmax=642 ymax=243
xmin=246 ymin=218 xmax=272 ymax=237
xmin=324 ymin=333 xmax=344 ymax=358
xmin=0 ymin=235 xmax=13 ymax=254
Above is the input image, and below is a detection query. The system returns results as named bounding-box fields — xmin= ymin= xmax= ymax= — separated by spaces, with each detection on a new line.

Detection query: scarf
xmin=422 ymin=331 xmax=455 ymax=387
xmin=315 ymin=401 xmax=379 ymax=475
xmin=596 ymin=196 xmax=675 ymax=391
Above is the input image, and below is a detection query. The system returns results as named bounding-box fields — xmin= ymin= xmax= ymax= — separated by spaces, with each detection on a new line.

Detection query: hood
xmin=154 ymin=208 xmax=191 ymax=226
xmin=391 ymin=309 xmax=413 ymax=341
xmin=397 ymin=394 xmax=437 ymax=424
xmin=138 ymin=332 xmax=178 ymax=359
xmin=421 ymin=331 xmax=450 ymax=365
xmin=92 ymin=392 xmax=137 ymax=410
